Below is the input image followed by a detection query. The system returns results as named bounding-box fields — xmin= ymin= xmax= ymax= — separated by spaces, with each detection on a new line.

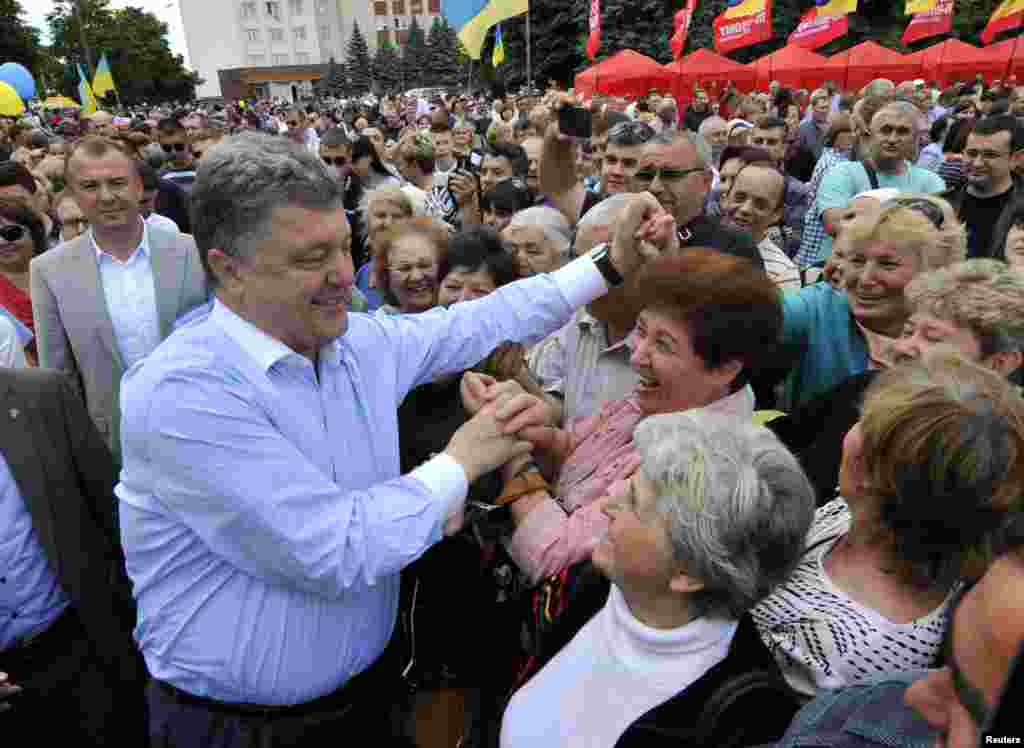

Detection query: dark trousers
xmin=0 ymin=607 xmax=148 ymax=745
xmin=147 ymin=656 xmax=408 ymax=748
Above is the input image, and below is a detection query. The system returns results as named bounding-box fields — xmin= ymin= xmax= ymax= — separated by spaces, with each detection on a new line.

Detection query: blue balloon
xmin=0 ymin=63 xmax=36 ymax=101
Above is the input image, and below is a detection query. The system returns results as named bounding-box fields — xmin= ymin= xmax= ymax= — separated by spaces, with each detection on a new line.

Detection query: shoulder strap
xmin=862 ymin=162 xmax=880 ymax=191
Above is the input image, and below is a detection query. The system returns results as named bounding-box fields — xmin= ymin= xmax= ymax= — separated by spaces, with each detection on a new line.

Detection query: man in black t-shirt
xmin=945 ymin=114 xmax=1023 ymax=258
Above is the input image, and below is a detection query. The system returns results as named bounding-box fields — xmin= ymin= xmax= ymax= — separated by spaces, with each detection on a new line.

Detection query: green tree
xmin=344 ymin=21 xmax=373 ymax=95
xmin=425 ymin=16 xmax=463 ymax=89
xmin=47 ymin=0 xmax=200 ymax=104
xmin=0 ymin=0 xmax=44 ymax=84
xmin=317 ymin=56 xmax=346 ymax=97
xmin=373 ymin=39 xmax=402 ymax=94
xmin=401 ymin=16 xmax=429 ymax=90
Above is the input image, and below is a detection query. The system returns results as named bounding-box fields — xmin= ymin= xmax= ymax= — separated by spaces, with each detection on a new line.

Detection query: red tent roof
xmin=904 ymin=40 xmax=1006 ymax=86
xmin=826 ymin=41 xmax=910 ymax=91
xmin=575 ymin=50 xmax=677 ymax=98
xmin=985 ymin=37 xmax=1024 ymax=82
xmin=665 ymin=48 xmax=756 ymax=102
xmin=751 ymin=45 xmax=829 ymax=92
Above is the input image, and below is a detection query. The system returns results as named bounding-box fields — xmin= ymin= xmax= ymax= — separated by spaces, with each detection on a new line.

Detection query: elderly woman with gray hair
xmin=499 ymin=410 xmax=815 ymax=748
xmin=501 ymin=206 xmax=573 ymax=278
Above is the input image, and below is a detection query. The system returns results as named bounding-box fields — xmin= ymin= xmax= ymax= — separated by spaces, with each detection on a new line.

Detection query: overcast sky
xmin=18 ymin=0 xmax=191 ymax=67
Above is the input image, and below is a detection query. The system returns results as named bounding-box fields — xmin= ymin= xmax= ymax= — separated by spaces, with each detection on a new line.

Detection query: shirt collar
xmin=91 ymin=216 xmax=149 ymax=263
xmin=210 ymin=299 xmax=340 ymax=373
xmin=579 ymin=309 xmax=631 ymax=353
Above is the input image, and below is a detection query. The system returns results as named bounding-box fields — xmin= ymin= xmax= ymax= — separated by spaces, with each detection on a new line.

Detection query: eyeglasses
xmin=886 ymin=197 xmax=945 ymax=229
xmin=607 ymin=121 xmax=656 ymax=144
xmin=162 ymin=143 xmax=188 ymax=153
xmin=0 ymin=225 xmax=27 ymax=242
xmin=323 ymin=156 xmax=348 ymax=166
xmin=633 ymin=167 xmax=705 ymax=184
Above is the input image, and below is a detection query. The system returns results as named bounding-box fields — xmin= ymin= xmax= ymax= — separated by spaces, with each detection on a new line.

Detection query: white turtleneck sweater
xmin=500 ymin=585 xmax=737 ymax=748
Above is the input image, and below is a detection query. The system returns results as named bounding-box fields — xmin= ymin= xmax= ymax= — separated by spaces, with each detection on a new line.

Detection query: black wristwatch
xmin=589 ymin=243 xmax=624 ymax=287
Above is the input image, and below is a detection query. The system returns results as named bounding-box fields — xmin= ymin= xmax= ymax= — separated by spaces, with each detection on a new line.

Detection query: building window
xmin=248 ymin=54 xmax=266 ymax=65
xmin=296 ymin=52 xmax=311 ymax=64
xmin=410 ymin=0 xmax=422 ymax=14
xmin=246 ymin=28 xmax=260 ymax=41
xmin=271 ymin=28 xmax=285 ymax=41
xmin=374 ymin=1 xmax=387 ymax=15
xmin=393 ymin=17 xmax=400 ymax=28
xmin=294 ymin=25 xmax=307 ymax=40
xmin=428 ymin=0 xmax=440 ymax=12
xmin=265 ymin=1 xmax=281 ymax=20
xmin=273 ymin=53 xmax=289 ymax=65
xmin=392 ymin=0 xmax=405 ymax=15
xmin=289 ymin=0 xmax=304 ymax=13
xmin=319 ymin=25 xmax=331 ymax=40
xmin=241 ymin=1 xmax=257 ymax=19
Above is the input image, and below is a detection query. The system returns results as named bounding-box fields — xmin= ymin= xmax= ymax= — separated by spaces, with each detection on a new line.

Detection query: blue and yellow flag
xmin=92 ymin=53 xmax=117 ymax=98
xmin=445 ymin=0 xmax=529 ymax=61
xmin=77 ymin=64 xmax=97 ymax=116
xmin=492 ymin=25 xmax=506 ymax=66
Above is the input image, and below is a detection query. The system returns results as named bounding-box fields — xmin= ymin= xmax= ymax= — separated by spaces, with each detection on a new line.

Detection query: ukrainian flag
xmin=445 ymin=0 xmax=529 ymax=61
xmin=493 ymin=25 xmax=506 ymax=66
xmin=905 ymin=0 xmax=938 ymax=14
xmin=92 ymin=53 xmax=117 ymax=99
xmin=77 ymin=64 xmax=98 ymax=116
xmin=982 ymin=0 xmax=1024 ymax=43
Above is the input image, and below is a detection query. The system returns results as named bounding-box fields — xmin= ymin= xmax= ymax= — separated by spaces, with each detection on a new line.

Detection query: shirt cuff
xmin=550 ymin=253 xmax=609 ymax=311
xmin=411 ymin=452 xmax=469 ymax=521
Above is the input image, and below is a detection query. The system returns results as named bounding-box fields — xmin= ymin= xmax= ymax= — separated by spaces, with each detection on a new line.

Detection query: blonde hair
xmin=905 ymin=259 xmax=1024 ymax=357
xmin=837 ymin=203 xmax=962 ymax=272
xmin=859 ymin=354 xmax=1024 ymax=587
xmin=887 ymin=193 xmax=966 ymax=262
xmin=359 ymin=185 xmax=413 ymax=238
xmin=372 ymin=216 xmax=449 ymax=306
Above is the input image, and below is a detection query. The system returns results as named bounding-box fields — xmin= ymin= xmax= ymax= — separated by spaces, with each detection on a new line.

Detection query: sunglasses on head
xmin=162 ymin=143 xmax=188 ymax=152
xmin=0 ymin=225 xmax=27 ymax=242
xmin=323 ymin=156 xmax=348 ymax=166
xmin=886 ymin=197 xmax=945 ymax=229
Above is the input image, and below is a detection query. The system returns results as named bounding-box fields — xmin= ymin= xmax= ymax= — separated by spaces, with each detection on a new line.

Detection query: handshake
xmin=443 ymin=371 xmax=567 ymax=487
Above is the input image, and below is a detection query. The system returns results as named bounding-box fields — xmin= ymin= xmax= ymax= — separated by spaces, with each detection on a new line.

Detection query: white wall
xmin=180 ymin=0 xmax=247 ymax=98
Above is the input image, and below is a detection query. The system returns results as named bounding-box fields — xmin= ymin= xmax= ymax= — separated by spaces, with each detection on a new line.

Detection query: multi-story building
xmin=180 ymin=0 xmax=444 ymax=101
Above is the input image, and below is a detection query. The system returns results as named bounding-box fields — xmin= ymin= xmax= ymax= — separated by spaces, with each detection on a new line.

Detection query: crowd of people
xmin=1 ymin=72 xmax=1024 ymax=748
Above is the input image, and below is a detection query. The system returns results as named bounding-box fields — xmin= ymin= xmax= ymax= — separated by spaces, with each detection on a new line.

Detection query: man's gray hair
xmin=191 ymin=131 xmax=344 ymax=287
xmin=863 ymin=78 xmax=896 ymax=98
xmin=507 ymin=206 xmax=573 ymax=260
xmin=633 ymin=410 xmax=816 ymax=619
xmin=649 ymin=129 xmax=712 ymax=171
xmin=875 ymin=100 xmax=925 ymax=133
xmin=698 ymin=116 xmax=727 ymax=136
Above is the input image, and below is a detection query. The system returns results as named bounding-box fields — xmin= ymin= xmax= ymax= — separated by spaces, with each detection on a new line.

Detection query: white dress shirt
xmin=0 ymin=316 xmax=26 ymax=368
xmin=93 ymin=220 xmax=161 ymax=369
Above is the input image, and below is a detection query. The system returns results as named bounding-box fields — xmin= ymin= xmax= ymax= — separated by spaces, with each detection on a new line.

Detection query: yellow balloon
xmin=0 ymin=81 xmax=24 ymax=116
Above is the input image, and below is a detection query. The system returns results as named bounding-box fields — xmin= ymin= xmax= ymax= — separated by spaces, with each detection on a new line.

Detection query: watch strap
xmin=589 ymin=243 xmax=624 ymax=287
xmin=494 ymin=469 xmax=550 ymax=507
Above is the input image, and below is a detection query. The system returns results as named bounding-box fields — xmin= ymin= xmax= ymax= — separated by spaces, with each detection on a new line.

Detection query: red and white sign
xmin=713 ymin=0 xmax=773 ymax=55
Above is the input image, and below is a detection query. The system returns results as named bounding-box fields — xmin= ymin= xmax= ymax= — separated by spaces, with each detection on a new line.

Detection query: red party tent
xmin=904 ymin=39 xmax=1006 ymax=86
xmin=987 ymin=37 xmax=1024 ymax=82
xmin=665 ymin=48 xmax=756 ymax=104
xmin=574 ymin=50 xmax=677 ymax=99
xmin=825 ymin=41 xmax=911 ymax=91
xmin=751 ymin=45 xmax=830 ymax=92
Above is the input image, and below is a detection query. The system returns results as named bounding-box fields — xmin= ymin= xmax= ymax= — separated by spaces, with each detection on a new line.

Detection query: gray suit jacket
xmin=30 ymin=223 xmax=209 ymax=461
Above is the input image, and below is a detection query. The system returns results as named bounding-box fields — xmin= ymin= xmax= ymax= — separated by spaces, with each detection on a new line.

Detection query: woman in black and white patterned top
xmin=753 ymin=356 xmax=1024 ymax=697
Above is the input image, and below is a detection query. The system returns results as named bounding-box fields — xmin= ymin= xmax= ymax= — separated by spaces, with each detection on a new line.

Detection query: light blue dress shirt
xmin=117 ymin=256 xmax=607 ymax=705
xmin=0 ymin=453 xmax=70 ymax=651
xmin=93 ymin=220 xmax=161 ymax=369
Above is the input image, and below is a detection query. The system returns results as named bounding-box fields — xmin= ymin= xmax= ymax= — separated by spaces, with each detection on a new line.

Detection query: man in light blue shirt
xmin=118 ymin=131 xmax=667 ymax=746
xmin=813 ymin=102 xmax=945 ymax=263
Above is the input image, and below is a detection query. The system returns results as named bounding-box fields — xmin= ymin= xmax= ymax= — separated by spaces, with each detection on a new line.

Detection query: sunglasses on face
xmin=162 ymin=143 xmax=188 ymax=153
xmin=323 ymin=156 xmax=348 ymax=166
xmin=0 ymin=225 xmax=27 ymax=242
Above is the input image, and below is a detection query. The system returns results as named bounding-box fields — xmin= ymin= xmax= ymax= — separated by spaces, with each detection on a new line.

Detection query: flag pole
xmin=525 ymin=7 xmax=533 ymax=89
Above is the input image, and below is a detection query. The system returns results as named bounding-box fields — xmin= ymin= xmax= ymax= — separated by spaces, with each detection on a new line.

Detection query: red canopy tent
xmin=825 ymin=41 xmax=912 ymax=92
xmin=904 ymin=39 xmax=1006 ymax=86
xmin=751 ymin=45 xmax=829 ymax=92
xmin=574 ymin=50 xmax=677 ymax=99
xmin=665 ymin=48 xmax=757 ymax=104
xmin=987 ymin=37 xmax=1024 ymax=82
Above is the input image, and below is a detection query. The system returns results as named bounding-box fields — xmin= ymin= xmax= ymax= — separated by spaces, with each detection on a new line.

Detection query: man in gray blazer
xmin=31 ymin=136 xmax=208 ymax=461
